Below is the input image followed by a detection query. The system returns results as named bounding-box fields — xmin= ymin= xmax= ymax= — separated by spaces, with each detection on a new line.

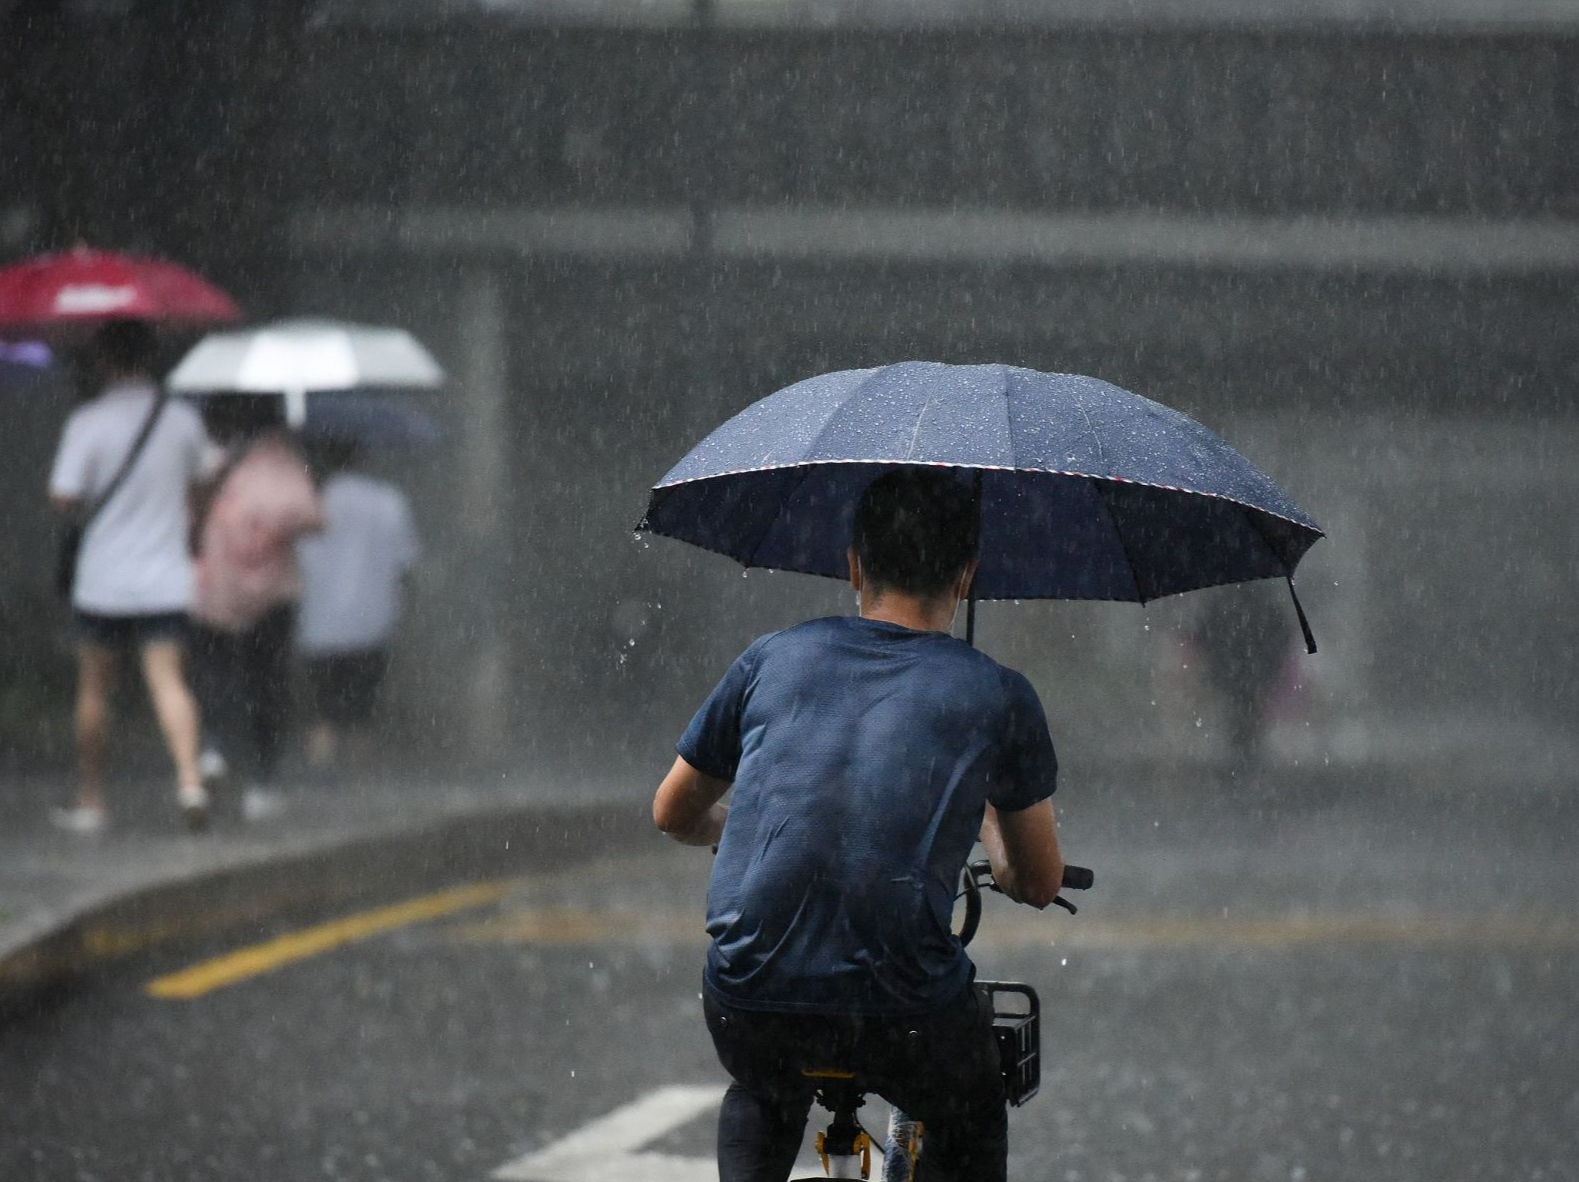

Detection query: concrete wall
xmin=4 ymin=13 xmax=1577 ymax=782
xmin=278 ymin=253 xmax=1579 ymax=785
xmin=277 ymin=25 xmax=1578 ymax=215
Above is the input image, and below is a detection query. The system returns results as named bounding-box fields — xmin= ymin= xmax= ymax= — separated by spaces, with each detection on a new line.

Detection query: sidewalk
xmin=0 ymin=770 xmax=649 ymax=1015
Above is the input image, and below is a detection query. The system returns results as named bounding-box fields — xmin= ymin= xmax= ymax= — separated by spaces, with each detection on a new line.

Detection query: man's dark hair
xmin=93 ymin=318 xmax=159 ymax=376
xmin=851 ymin=467 xmax=980 ymax=598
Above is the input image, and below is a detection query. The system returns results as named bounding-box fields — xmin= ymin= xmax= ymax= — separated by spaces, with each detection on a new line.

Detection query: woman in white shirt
xmin=47 ymin=319 xmax=215 ymax=833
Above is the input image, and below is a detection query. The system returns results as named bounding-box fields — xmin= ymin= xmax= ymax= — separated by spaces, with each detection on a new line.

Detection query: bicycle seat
xmin=799 ymin=1067 xmax=875 ymax=1110
xmin=798 ymin=1069 xmax=877 ymax=1178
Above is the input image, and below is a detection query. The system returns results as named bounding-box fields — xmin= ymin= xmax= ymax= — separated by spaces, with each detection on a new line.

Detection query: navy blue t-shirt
xmin=678 ymin=615 xmax=1058 ymax=1017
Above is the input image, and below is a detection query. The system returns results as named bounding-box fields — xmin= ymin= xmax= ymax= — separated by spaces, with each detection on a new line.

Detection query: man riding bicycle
xmin=654 ymin=468 xmax=1069 ymax=1182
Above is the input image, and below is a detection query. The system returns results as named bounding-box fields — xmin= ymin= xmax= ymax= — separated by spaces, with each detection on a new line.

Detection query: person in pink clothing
xmin=188 ymin=395 xmax=322 ymax=814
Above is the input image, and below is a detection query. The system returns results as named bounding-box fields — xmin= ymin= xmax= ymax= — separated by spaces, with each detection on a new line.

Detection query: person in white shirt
xmin=47 ymin=319 xmax=215 ymax=833
xmin=296 ymin=438 xmax=420 ymax=779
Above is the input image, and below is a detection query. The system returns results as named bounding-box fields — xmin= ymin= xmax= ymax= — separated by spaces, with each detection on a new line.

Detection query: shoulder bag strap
xmin=77 ymin=387 xmax=171 ymax=530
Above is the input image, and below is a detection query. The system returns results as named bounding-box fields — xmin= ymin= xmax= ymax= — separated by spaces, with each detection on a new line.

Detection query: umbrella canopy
xmin=182 ymin=388 xmax=444 ymax=452
xmin=0 ymin=246 xmax=241 ymax=336
xmin=166 ymin=318 xmax=445 ymax=426
xmin=301 ymin=390 xmax=443 ymax=451
xmin=639 ymin=361 xmax=1324 ymax=645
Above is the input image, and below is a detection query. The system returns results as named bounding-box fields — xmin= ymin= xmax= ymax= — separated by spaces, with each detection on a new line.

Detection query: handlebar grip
xmin=1061 ymin=865 xmax=1094 ymax=891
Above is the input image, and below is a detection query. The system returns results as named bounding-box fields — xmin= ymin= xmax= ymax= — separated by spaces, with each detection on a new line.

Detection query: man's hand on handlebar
xmin=967 ymin=859 xmax=1093 ymax=916
xmin=979 ymin=801 xmax=1066 ymax=910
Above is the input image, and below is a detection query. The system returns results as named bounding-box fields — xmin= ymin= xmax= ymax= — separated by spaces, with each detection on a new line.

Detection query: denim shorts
xmin=74 ymin=610 xmax=189 ymax=650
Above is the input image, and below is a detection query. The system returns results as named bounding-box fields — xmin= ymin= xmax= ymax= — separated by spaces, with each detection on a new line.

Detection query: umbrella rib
xmin=905 ymin=397 xmax=936 ymax=460
xmin=1072 ymin=389 xmax=1108 ymax=468
xmin=740 ymin=465 xmax=823 ymax=571
xmin=1071 ymin=386 xmax=1137 ymax=598
xmin=1241 ymin=504 xmax=1294 ymax=578
xmin=1093 ymin=480 xmax=1148 ymax=604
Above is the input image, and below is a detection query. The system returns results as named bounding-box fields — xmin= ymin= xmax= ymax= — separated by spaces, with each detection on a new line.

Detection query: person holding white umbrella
xmin=166 ymin=317 xmax=440 ymax=785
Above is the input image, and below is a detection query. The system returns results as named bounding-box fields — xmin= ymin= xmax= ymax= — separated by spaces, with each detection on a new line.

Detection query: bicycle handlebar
xmin=957 ymin=860 xmax=1093 ymax=944
xmin=1061 ymin=864 xmax=1095 ymax=892
xmin=964 ymin=859 xmax=1094 ymax=893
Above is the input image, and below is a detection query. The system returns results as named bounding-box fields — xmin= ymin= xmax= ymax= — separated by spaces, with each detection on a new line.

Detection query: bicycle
xmin=789 ymin=859 xmax=1093 ymax=1181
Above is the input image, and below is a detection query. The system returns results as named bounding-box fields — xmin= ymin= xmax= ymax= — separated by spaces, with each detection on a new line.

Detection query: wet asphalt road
xmin=1 ymin=767 xmax=1576 ymax=1182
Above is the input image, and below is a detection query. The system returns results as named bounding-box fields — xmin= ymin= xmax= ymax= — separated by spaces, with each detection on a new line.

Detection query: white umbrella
xmin=166 ymin=317 xmax=444 ymax=426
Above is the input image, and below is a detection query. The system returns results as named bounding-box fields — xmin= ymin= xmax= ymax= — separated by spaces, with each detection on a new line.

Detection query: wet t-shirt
xmin=679 ymin=615 xmax=1058 ymax=1016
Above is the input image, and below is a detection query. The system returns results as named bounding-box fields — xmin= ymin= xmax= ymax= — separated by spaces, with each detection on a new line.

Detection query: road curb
xmin=0 ymin=797 xmax=653 ymax=1018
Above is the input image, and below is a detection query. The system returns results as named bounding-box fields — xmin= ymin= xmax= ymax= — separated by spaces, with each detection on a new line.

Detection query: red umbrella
xmin=0 ymin=246 xmax=242 ymax=337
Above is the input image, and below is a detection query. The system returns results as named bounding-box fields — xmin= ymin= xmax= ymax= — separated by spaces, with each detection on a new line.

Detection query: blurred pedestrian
xmin=1186 ymin=581 xmax=1295 ymax=769
xmin=296 ymin=437 xmax=419 ymax=782
xmin=46 ymin=318 xmax=214 ymax=833
xmin=189 ymin=394 xmax=323 ymax=819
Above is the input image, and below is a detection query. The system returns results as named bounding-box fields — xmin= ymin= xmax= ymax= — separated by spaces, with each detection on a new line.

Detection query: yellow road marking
xmin=144 ymin=869 xmax=1577 ymax=1002
xmin=145 ymin=880 xmax=512 ymax=1000
xmin=450 ymin=907 xmax=707 ymax=945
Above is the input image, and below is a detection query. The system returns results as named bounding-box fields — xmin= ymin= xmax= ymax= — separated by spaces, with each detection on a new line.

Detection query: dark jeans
xmin=190 ymin=605 xmax=295 ymax=782
xmin=704 ymin=984 xmax=1008 ymax=1182
xmin=304 ymin=649 xmax=389 ymax=726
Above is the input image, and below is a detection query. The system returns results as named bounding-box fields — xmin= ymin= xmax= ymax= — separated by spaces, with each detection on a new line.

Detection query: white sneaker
xmin=241 ymin=786 xmax=287 ymax=822
xmin=50 ymin=804 xmax=107 ymax=835
xmin=198 ymin=747 xmax=229 ymax=791
xmin=177 ymin=782 xmax=211 ymax=833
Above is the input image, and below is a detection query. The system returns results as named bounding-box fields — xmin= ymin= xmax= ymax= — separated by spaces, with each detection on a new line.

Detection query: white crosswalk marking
xmin=491 ymin=1084 xmax=724 ymax=1182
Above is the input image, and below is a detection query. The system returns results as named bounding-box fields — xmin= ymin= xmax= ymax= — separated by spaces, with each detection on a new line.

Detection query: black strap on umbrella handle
xmin=1287 ymin=575 xmax=1317 ymax=655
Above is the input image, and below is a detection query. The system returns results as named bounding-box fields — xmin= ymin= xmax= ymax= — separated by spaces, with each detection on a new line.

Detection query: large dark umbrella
xmin=638 ymin=361 xmax=1324 ymax=649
